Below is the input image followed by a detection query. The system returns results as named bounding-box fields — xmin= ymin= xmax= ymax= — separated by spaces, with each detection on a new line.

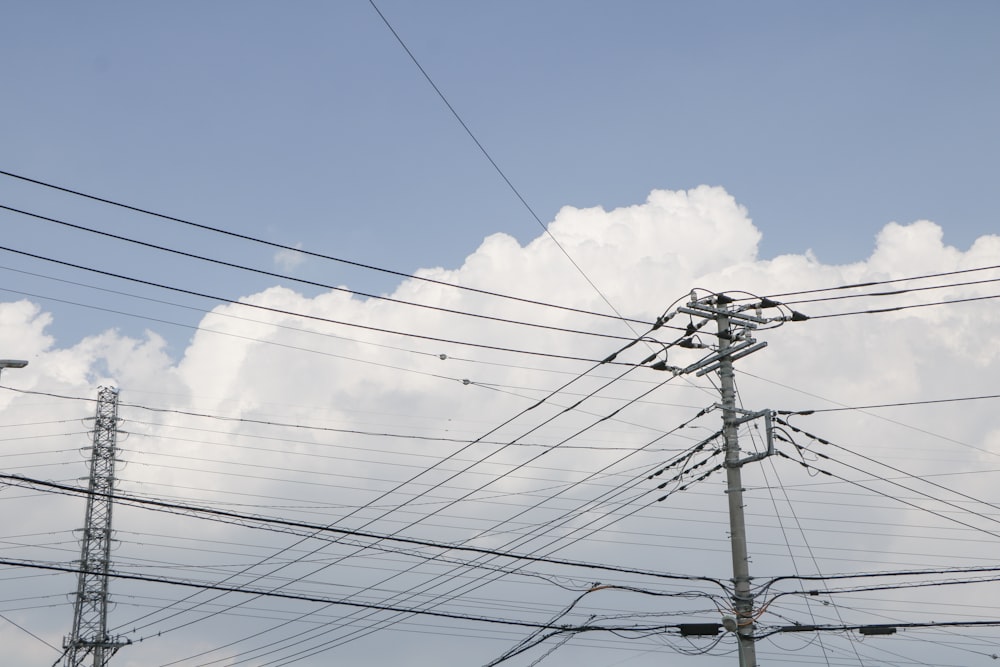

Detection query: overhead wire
xmin=738 ymin=369 xmax=1000 ymax=460
xmin=111 ymin=326 xmax=666 ymax=650
xmin=775 ymin=418 xmax=1000 ymax=520
xmin=777 ymin=393 xmax=1000 ymax=414
xmin=0 ymin=168 xmax=650 ymax=326
xmin=2 ymin=204 xmax=650 ymax=344
xmin=740 ymin=263 xmax=1000 ymax=302
xmin=734 ymin=379 xmax=842 ymax=667
xmin=229 ymin=409 xmax=725 ymax=666
xmin=0 ymin=472 xmax=722 ymax=587
xmin=802 ymin=293 xmax=1000 ymax=319
xmin=772 ymin=444 xmax=1000 ymax=543
xmin=0 ymin=244 xmax=656 ymax=370
xmin=2 ymin=264 xmax=699 ymax=394
xmin=214 ymin=296 xmax=759 ymax=663
xmin=0 ymin=556 xmax=688 ymax=635
xmin=363 ymin=1 xmax=643 ymax=339
xmin=149 ymin=375 xmax=691 ymax=664
xmin=778 ymin=275 xmax=1000 ymax=306
xmin=0 ymin=244 xmax=652 ymax=365
xmin=152 ymin=362 xmax=720 ymax=663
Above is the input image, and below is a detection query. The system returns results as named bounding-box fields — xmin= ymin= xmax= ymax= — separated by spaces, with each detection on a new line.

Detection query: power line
xmin=106 ymin=330 xmax=670 ymax=645
xmin=777 ymin=393 xmax=1000 ymax=414
xmin=144 ymin=376 xmax=686 ymax=658
xmin=802 ymin=293 xmax=1000 ymax=319
xmin=750 ymin=264 xmax=1000 ymax=302
xmin=772 ymin=447 xmax=1000 ymax=543
xmin=235 ymin=412 xmax=723 ymax=666
xmin=0 ymin=169 xmax=647 ymax=326
xmin=0 ymin=472 xmax=725 ymax=587
xmin=364 ymin=1 xmax=640 ymax=338
xmin=134 ymin=353 xmax=707 ymax=662
xmin=780 ymin=275 xmax=1000 ymax=306
xmin=0 ymin=557 xmax=686 ymax=634
xmin=775 ymin=418 xmax=1000 ymax=517
xmin=2 ymin=204 xmax=649 ymax=341
xmin=758 ymin=619 xmax=1000 ymax=640
xmin=0 ymin=245 xmax=648 ymax=364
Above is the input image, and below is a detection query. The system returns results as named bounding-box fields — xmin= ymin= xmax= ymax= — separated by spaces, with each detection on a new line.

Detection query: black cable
xmin=150 ymin=363 xmax=680 ymax=662
xmin=166 ymin=390 xmax=717 ymax=665
xmin=0 ymin=610 xmax=60 ymax=652
xmin=779 ymin=275 xmax=1000 ymax=306
xmin=0 ymin=556 xmax=682 ymax=634
xmin=0 ymin=245 xmax=645 ymax=364
xmin=1 ymin=204 xmax=648 ymax=341
xmin=778 ymin=394 xmax=1000 ymax=414
xmin=364 ymin=2 xmax=641 ymax=338
xmin=0 ymin=385 xmax=671 ymax=450
xmin=801 ymin=292 xmax=1000 ymax=319
xmin=243 ymin=412 xmax=725 ymax=667
xmin=178 ymin=303 xmax=735 ymax=664
xmin=749 ymin=264 xmax=1000 ymax=302
xmin=772 ymin=448 xmax=1000 ymax=544
xmin=113 ymin=329 xmax=664 ymax=644
xmin=776 ymin=418 xmax=1000 ymax=517
xmin=0 ymin=169 xmax=650 ymax=326
xmin=0 ymin=472 xmax=720 ymax=586
xmin=757 ymin=619 xmax=1000 ymax=640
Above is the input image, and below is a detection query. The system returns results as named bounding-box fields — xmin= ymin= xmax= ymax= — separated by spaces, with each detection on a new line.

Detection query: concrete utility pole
xmin=677 ymin=295 xmax=773 ymax=667
xmin=63 ymin=386 xmax=129 ymax=666
xmin=718 ymin=306 xmax=758 ymax=667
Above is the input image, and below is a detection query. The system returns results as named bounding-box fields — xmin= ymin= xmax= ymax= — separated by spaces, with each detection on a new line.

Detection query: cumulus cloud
xmin=2 ymin=187 xmax=998 ymax=666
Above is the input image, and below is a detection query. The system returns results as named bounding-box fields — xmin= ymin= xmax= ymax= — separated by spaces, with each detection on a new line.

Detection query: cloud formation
xmin=2 ymin=187 xmax=998 ymax=667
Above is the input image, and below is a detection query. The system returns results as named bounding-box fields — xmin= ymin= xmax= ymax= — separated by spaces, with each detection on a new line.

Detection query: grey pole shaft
xmin=718 ymin=311 xmax=757 ymax=667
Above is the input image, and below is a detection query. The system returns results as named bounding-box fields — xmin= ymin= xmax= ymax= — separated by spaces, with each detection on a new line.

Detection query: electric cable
xmin=739 ymin=263 xmax=1000 ymax=302
xmin=2 ymin=203 xmax=648 ymax=343
xmin=198 ymin=297 xmax=748 ymax=664
xmin=797 ymin=293 xmax=1000 ymax=319
xmin=364 ymin=1 xmax=642 ymax=339
xmin=0 ymin=168 xmax=651 ymax=326
xmin=0 ymin=556 xmax=687 ymax=634
xmin=0 ymin=472 xmax=722 ymax=586
xmin=143 ymin=368 xmax=687 ymax=663
xmin=775 ymin=418 xmax=1000 ymax=519
xmin=0 ymin=243 xmax=654 ymax=364
xmin=111 ymin=326 xmax=666 ymax=646
xmin=152 ymin=380 xmax=720 ymax=664
xmin=231 ymin=412 xmax=725 ymax=667
xmin=778 ymin=394 xmax=1000 ymax=414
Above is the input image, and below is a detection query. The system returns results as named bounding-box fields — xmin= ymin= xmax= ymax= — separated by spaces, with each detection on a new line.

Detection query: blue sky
xmin=3 ymin=3 xmax=1000 ymax=666
xmin=3 ymin=0 xmax=998 ymax=352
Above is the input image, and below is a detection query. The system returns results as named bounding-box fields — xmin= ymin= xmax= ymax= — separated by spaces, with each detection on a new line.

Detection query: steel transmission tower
xmin=63 ymin=386 xmax=129 ymax=666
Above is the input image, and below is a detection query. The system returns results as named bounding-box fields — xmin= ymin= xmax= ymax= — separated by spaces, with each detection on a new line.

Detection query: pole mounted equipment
xmin=675 ymin=293 xmax=775 ymax=667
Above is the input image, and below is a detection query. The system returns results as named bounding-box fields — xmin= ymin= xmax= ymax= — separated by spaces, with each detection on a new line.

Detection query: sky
xmin=1 ymin=2 xmax=1000 ymax=666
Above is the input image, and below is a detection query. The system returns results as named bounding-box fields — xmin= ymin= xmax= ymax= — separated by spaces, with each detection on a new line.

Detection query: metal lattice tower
xmin=63 ymin=386 xmax=129 ymax=666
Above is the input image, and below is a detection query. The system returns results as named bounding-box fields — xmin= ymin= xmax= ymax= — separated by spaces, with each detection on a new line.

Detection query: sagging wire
xmin=481 ymin=587 xmax=599 ymax=667
xmin=481 ymin=583 xmax=731 ymax=666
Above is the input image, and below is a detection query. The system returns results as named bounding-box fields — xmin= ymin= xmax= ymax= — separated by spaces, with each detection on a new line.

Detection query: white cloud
xmin=273 ymin=241 xmax=307 ymax=271
xmin=2 ymin=187 xmax=999 ymax=666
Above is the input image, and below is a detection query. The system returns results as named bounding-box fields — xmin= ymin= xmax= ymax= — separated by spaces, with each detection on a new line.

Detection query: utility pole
xmin=677 ymin=294 xmax=773 ymax=667
xmin=63 ymin=386 xmax=129 ymax=666
xmin=718 ymin=304 xmax=758 ymax=667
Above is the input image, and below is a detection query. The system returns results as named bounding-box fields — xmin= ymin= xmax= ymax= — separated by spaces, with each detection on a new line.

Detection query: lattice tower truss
xmin=63 ymin=386 xmax=128 ymax=666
